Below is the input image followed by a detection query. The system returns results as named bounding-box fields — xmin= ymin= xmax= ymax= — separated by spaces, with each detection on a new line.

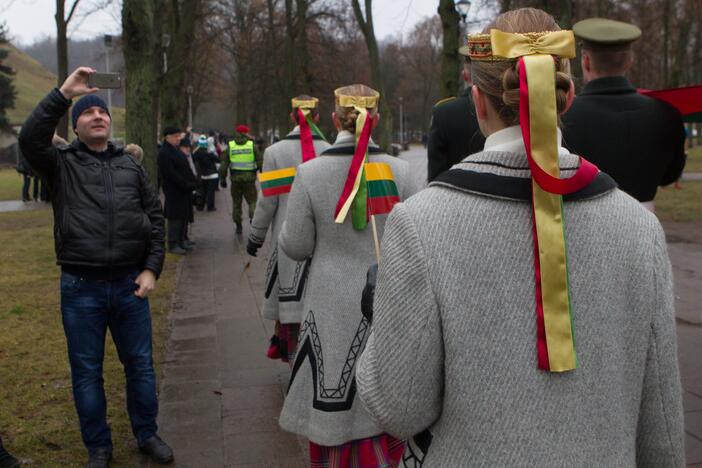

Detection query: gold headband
xmin=334 ymin=88 xmax=380 ymax=110
xmin=291 ymin=98 xmax=318 ymax=110
xmin=465 ymin=29 xmax=576 ymax=61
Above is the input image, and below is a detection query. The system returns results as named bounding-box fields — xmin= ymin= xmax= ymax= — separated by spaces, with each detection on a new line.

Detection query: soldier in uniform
xmin=220 ymin=124 xmax=262 ymax=234
xmin=427 ymin=51 xmax=486 ymax=182
xmin=247 ymin=96 xmax=331 ymax=364
xmin=563 ymin=18 xmax=686 ymax=212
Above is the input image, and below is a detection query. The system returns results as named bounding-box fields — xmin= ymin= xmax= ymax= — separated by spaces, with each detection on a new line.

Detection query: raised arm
xmin=357 ymin=203 xmax=444 ymax=439
xmin=19 ymin=67 xmax=99 ymax=181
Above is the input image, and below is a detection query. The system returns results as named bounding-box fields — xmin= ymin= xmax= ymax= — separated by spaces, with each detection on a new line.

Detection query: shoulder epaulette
xmin=434 ymin=96 xmax=456 ymax=107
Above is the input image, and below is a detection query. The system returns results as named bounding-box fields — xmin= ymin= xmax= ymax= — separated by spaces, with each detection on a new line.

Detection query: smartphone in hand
xmin=88 ymin=72 xmax=122 ymax=89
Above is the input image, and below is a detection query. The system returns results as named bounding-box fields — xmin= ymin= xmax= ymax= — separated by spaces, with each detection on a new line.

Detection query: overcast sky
xmin=1 ymin=0 xmax=443 ymax=46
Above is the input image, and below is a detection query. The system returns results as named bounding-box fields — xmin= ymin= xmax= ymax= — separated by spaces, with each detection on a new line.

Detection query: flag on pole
xmin=259 ymin=167 xmax=296 ymax=197
xmin=365 ymin=162 xmax=400 ymax=216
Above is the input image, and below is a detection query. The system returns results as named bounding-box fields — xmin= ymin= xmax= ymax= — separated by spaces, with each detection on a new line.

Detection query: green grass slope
xmin=1 ymin=42 xmax=56 ymax=126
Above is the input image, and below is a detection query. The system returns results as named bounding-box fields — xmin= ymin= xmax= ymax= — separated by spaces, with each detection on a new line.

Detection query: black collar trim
xmin=282 ymin=134 xmax=325 ymax=141
xmin=465 ymin=160 xmax=580 ymax=171
xmin=321 ymin=145 xmax=385 ymax=156
xmin=431 ymin=168 xmax=617 ymax=202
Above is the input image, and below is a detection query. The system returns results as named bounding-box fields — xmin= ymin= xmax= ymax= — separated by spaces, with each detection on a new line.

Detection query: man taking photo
xmin=18 ymin=67 xmax=173 ymax=468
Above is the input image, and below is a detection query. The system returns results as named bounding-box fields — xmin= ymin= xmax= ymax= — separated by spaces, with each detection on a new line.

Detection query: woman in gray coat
xmin=357 ymin=8 xmax=684 ymax=468
xmin=248 ymin=96 xmax=331 ymax=363
xmin=278 ymin=85 xmax=419 ymax=466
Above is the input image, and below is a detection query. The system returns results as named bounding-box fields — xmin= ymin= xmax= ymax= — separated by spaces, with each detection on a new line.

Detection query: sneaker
xmin=168 ymin=246 xmax=188 ymax=255
xmin=139 ymin=435 xmax=173 ymax=464
xmin=86 ymin=448 xmax=112 ymax=468
xmin=182 ymin=243 xmax=194 ymax=252
xmin=235 ymin=222 xmax=242 ymax=234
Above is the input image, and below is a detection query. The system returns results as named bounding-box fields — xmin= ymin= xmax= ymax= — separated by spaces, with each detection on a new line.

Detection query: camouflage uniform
xmin=220 ymin=134 xmax=263 ymax=225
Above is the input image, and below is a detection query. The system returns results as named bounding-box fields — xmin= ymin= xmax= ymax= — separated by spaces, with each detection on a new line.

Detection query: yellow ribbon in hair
xmin=492 ymin=30 xmax=577 ymax=372
xmin=337 ymin=95 xmax=379 ymax=109
xmin=291 ymin=98 xmax=318 ymax=110
xmin=490 ymin=29 xmax=576 ymax=59
xmin=334 ymin=105 xmax=368 ymax=224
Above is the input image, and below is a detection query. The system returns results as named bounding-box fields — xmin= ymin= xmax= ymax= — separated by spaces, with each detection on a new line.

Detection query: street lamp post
xmin=161 ymin=33 xmax=171 ymax=75
xmin=187 ymin=85 xmax=194 ymax=130
xmin=398 ymin=97 xmax=404 ymax=147
xmin=455 ymin=0 xmax=471 ymax=24
xmin=103 ymin=34 xmax=113 ymax=113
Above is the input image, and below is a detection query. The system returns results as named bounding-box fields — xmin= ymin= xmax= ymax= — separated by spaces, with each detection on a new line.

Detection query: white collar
xmin=483 ymin=125 xmax=569 ymax=156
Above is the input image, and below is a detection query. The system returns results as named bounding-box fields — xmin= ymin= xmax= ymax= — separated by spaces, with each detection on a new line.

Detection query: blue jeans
xmin=60 ymin=271 xmax=158 ymax=454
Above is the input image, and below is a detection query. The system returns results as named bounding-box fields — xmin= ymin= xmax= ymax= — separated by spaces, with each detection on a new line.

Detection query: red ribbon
xmin=298 ymin=109 xmax=316 ymax=163
xmin=518 ymin=58 xmax=599 ymax=195
xmin=333 ymin=115 xmax=373 ymax=221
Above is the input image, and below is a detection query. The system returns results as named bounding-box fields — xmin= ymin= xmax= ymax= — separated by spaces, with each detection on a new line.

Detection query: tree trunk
xmin=296 ymin=0 xmax=314 ymax=92
xmin=438 ymin=0 xmax=460 ymax=99
xmin=123 ymin=0 xmax=162 ymax=183
xmin=351 ymin=0 xmax=393 ymax=151
xmin=161 ymin=0 xmax=201 ymax=129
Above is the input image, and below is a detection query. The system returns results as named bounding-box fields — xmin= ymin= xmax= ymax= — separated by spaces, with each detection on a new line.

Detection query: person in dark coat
xmin=427 ymin=57 xmax=486 ymax=182
xmin=18 ymin=67 xmax=172 ymax=467
xmin=0 ymin=435 xmax=19 ymax=468
xmin=158 ymin=126 xmax=198 ymax=255
xmin=193 ymin=135 xmax=219 ymax=211
xmin=562 ymin=18 xmax=686 ymax=212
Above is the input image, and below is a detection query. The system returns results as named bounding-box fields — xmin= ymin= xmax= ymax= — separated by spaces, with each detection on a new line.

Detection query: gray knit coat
xmin=278 ymin=131 xmax=421 ymax=446
xmin=356 ymin=150 xmax=685 ymax=467
xmin=249 ymin=127 xmax=331 ymax=323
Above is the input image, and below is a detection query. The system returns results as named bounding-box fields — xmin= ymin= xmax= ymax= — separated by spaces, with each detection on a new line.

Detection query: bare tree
xmin=351 ymin=0 xmax=392 ymax=150
xmin=55 ymin=0 xmax=81 ymax=138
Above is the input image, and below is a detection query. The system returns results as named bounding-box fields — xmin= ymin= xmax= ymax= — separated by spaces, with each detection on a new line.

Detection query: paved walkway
xmin=157 ymin=147 xmax=702 ymax=466
xmin=156 ymin=191 xmax=305 ymax=467
xmin=0 ymin=199 xmax=50 ymax=213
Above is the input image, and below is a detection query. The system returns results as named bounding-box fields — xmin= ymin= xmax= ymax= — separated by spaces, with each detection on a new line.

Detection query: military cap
xmin=573 ymin=18 xmax=641 ymax=45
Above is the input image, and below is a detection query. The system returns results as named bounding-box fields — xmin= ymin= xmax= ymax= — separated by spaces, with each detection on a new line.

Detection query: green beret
xmin=573 ymin=18 xmax=642 ymax=45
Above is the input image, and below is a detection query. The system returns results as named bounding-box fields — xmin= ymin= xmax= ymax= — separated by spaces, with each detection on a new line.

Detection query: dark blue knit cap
xmin=71 ymin=94 xmax=110 ymax=128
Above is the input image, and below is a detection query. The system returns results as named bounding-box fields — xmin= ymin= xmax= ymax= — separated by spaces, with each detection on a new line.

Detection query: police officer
xmin=563 ymin=18 xmax=686 ymax=212
xmin=220 ymin=124 xmax=262 ymax=234
xmin=427 ymin=48 xmax=485 ymax=182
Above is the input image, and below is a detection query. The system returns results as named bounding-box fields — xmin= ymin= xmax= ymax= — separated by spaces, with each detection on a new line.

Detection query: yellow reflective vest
xmin=228 ymin=140 xmax=256 ymax=171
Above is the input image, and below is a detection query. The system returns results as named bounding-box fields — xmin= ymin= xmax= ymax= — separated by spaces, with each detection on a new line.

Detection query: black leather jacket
xmin=18 ymin=89 xmax=165 ymax=277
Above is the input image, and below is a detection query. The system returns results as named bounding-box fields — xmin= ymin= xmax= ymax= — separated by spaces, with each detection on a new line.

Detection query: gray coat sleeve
xmin=249 ymin=148 xmax=279 ymax=245
xmin=356 ymin=203 xmax=443 ymax=439
xmin=278 ymin=166 xmax=315 ymax=261
xmin=635 ymin=224 xmax=685 ymax=467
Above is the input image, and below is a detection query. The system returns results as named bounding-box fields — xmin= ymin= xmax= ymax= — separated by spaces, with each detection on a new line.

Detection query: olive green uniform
xmin=220 ymin=135 xmax=263 ymax=224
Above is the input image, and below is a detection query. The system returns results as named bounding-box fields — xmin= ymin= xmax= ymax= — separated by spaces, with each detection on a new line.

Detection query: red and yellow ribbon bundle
xmin=468 ymin=29 xmax=600 ymax=372
xmin=291 ymin=97 xmax=327 ymax=163
xmin=333 ymin=90 xmax=380 ymax=231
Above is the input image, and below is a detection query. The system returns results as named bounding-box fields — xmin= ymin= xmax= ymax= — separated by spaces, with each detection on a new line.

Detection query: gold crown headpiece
xmin=334 ymin=88 xmax=380 ymax=110
xmin=291 ymin=97 xmax=319 ymax=110
xmin=463 ymin=29 xmax=576 ymax=61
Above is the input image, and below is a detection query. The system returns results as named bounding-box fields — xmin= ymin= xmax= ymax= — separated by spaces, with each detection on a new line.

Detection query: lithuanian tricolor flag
xmin=365 ymin=162 xmax=400 ymax=216
xmin=259 ymin=167 xmax=296 ymax=197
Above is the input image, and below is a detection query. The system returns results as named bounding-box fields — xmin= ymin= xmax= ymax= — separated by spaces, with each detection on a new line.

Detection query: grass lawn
xmin=686 ymin=146 xmax=702 ymax=173
xmin=0 ymin=168 xmax=24 ymax=202
xmin=656 ymin=181 xmax=702 ymax=222
xmin=0 ymin=209 xmax=180 ymax=467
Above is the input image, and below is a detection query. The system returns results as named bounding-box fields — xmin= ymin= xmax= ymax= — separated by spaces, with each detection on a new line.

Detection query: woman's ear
xmin=472 ymin=85 xmax=488 ymax=120
xmin=332 ymin=112 xmax=341 ymax=130
xmin=290 ymin=113 xmax=296 ymax=124
xmin=562 ymin=79 xmax=575 ymax=115
xmin=313 ymin=114 xmax=320 ymax=124
xmin=372 ymin=113 xmax=381 ymax=129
